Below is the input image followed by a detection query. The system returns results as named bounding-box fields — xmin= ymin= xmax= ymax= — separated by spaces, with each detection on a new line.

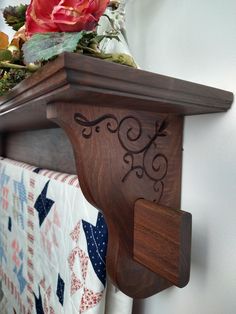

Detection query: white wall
xmin=126 ymin=1 xmax=236 ymax=314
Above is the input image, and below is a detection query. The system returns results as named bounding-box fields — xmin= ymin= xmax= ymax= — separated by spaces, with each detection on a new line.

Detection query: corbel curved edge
xmin=47 ymin=101 xmax=191 ymax=298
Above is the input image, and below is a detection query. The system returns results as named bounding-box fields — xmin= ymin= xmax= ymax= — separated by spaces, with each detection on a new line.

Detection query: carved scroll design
xmin=74 ymin=113 xmax=169 ymax=202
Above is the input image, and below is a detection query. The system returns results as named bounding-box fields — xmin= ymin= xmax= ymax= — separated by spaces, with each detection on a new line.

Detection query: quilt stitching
xmin=0 ymin=159 xmax=108 ymax=314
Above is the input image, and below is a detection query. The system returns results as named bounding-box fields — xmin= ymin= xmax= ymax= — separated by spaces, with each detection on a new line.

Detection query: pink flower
xmin=26 ymin=0 xmax=109 ymax=36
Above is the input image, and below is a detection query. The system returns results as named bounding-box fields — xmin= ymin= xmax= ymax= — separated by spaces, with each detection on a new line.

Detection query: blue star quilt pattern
xmin=0 ymin=158 xmax=114 ymax=314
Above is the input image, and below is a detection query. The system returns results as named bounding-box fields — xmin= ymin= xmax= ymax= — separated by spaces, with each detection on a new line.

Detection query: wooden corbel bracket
xmin=0 ymin=53 xmax=233 ymax=298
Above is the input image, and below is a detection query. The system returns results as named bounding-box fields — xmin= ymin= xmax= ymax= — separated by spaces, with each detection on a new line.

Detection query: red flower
xmin=26 ymin=0 xmax=109 ymax=36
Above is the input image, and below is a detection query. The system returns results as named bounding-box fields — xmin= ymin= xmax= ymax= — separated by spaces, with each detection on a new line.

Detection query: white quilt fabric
xmin=0 ymin=158 xmax=133 ymax=314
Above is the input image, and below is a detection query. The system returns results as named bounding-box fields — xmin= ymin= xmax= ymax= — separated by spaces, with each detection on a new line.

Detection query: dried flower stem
xmin=0 ymin=61 xmax=27 ymax=70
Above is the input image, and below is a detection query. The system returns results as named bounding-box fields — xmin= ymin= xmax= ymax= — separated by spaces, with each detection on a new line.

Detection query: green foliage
xmin=3 ymin=4 xmax=28 ymax=31
xmin=0 ymin=69 xmax=29 ymax=96
xmin=0 ymin=2 xmax=137 ymax=97
xmin=93 ymin=53 xmax=137 ymax=68
xmin=0 ymin=49 xmax=13 ymax=62
xmin=23 ymin=32 xmax=84 ymax=64
xmin=78 ymin=32 xmax=98 ymax=47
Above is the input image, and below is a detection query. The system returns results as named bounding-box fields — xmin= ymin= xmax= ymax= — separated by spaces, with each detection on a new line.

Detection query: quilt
xmin=0 ymin=158 xmax=132 ymax=314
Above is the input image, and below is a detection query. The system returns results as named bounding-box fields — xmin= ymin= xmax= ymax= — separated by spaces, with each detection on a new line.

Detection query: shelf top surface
xmin=0 ymin=52 xmax=233 ymax=132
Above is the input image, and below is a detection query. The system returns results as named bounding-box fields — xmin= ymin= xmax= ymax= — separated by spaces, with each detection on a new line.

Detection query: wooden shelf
xmin=0 ymin=53 xmax=233 ymax=131
xmin=0 ymin=53 xmax=233 ymax=298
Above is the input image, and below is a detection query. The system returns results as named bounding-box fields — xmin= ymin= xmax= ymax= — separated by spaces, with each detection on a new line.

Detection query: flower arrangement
xmin=0 ymin=0 xmax=136 ymax=96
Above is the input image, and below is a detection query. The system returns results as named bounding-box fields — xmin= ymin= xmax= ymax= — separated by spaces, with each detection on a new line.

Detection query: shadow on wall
xmin=0 ymin=281 xmax=3 ymax=302
xmin=127 ymin=0 xmax=165 ymax=67
xmin=190 ymin=219 xmax=210 ymax=284
xmin=132 ymin=298 xmax=144 ymax=314
xmin=133 ymin=0 xmax=165 ymax=16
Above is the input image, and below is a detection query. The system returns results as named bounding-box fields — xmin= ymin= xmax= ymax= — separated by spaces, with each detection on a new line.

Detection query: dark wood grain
xmin=48 ymin=103 xmax=183 ymax=297
xmin=0 ymin=52 xmax=233 ymax=298
xmin=134 ymin=199 xmax=192 ymax=287
xmin=0 ymin=53 xmax=233 ymax=133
